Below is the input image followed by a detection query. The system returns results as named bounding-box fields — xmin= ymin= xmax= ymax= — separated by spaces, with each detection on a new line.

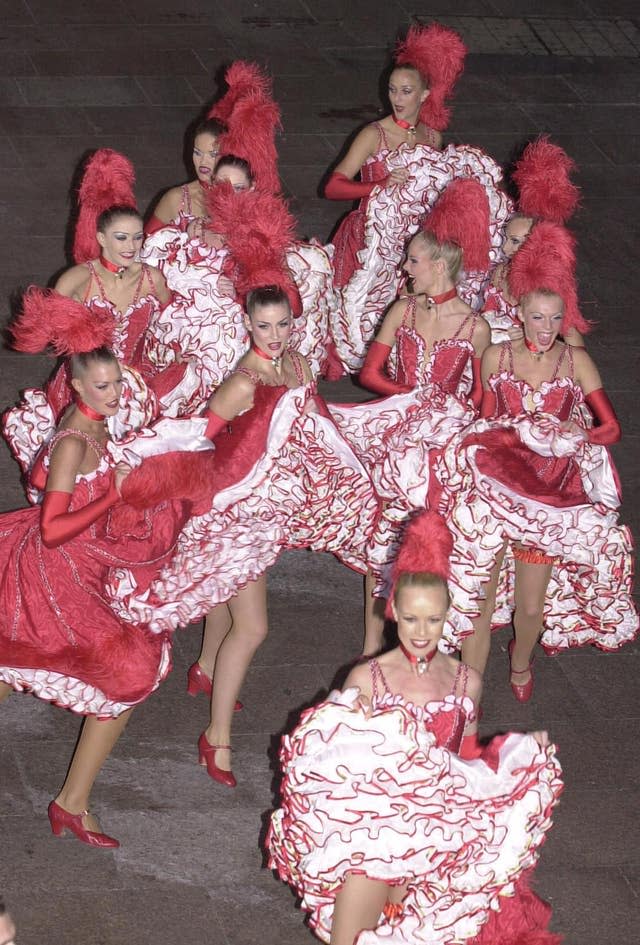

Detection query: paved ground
xmin=0 ymin=2 xmax=638 ymax=943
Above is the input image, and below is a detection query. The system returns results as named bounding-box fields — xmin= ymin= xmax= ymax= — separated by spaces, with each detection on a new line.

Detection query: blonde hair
xmin=394 ymin=571 xmax=451 ymax=608
xmin=413 ymin=229 xmax=462 ymax=282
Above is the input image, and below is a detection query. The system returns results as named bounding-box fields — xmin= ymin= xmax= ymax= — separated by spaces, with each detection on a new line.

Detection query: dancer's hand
xmin=531 ymin=730 xmax=550 ymax=748
xmin=114 ymin=464 xmax=132 ymax=495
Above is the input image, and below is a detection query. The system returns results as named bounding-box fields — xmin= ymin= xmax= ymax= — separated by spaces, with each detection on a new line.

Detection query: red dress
xmin=0 ymin=430 xmax=189 ymax=717
xmin=268 ymin=659 xmax=563 ymax=945
xmin=435 ymin=342 xmax=638 ymax=652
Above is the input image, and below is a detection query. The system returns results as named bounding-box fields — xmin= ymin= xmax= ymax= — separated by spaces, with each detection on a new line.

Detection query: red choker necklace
xmin=252 ymin=343 xmax=283 ymax=370
xmin=392 ymin=114 xmax=417 ymax=137
xmin=76 ymin=399 xmax=107 ymax=422
xmin=399 ymin=640 xmax=438 ymax=675
xmin=425 ymin=287 xmax=458 ymax=308
xmin=99 ymin=255 xmax=126 ymax=279
xmin=524 ymin=336 xmax=544 ymax=358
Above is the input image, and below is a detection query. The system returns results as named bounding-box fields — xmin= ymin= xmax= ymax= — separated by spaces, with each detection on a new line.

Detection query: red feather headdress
xmin=395 ymin=23 xmax=467 ymax=132
xmin=508 ymin=220 xmax=590 ymax=334
xmin=73 ymin=149 xmax=137 ymax=264
xmin=424 ymin=177 xmax=491 ymax=271
xmin=512 ymin=136 xmax=580 ymax=224
xmin=385 ymin=511 xmax=453 ymax=616
xmin=206 ymin=183 xmax=300 ymax=314
xmin=209 ymin=61 xmax=281 ymax=194
xmin=10 ymin=287 xmax=116 ymax=356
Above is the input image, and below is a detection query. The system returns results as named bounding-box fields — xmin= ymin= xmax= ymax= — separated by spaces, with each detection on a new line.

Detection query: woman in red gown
xmin=434 ymin=221 xmax=638 ymax=693
xmin=0 ymin=305 xmax=189 ymax=848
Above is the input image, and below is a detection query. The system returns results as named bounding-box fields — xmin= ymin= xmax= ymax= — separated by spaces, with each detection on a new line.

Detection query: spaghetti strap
xmin=236 ymin=366 xmax=261 ymax=385
xmin=452 ymin=662 xmax=469 ymax=699
xmin=498 ymin=341 xmax=513 ymax=373
xmin=49 ymin=428 xmax=105 ymax=462
xmin=452 ymin=313 xmax=477 ymax=342
xmin=551 ymin=344 xmax=573 ymax=381
xmin=369 ymin=659 xmax=391 ymax=703
xmin=181 ymin=183 xmax=192 ymax=216
xmin=83 ymin=261 xmax=105 ymax=302
xmin=289 ymin=350 xmax=306 ymax=384
xmin=375 ymin=121 xmax=389 ymax=151
xmin=402 ymin=296 xmax=417 ymax=329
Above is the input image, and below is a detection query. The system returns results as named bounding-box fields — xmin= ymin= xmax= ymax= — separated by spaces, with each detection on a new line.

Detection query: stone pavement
xmin=0 ymin=2 xmax=638 ymax=943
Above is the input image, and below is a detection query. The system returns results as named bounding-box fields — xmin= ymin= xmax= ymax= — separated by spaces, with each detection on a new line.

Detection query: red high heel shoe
xmin=197 ymin=732 xmax=237 ymax=788
xmin=186 ymin=662 xmax=243 ymax=711
xmin=508 ymin=639 xmax=534 ymax=703
xmin=48 ymin=800 xmax=119 ymax=848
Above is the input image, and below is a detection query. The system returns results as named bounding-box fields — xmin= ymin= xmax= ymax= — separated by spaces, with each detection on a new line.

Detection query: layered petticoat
xmin=330 ymin=381 xmax=473 ymax=598
xmin=329 ymin=143 xmax=511 ymax=373
xmin=109 ymin=384 xmax=379 ymax=631
xmin=434 ymin=409 xmax=638 ymax=652
xmin=141 ymin=229 xmax=335 ymax=417
xmin=268 ymin=687 xmax=563 ymax=945
xmin=0 ymin=453 xmax=190 ymax=718
xmin=480 ymin=281 xmax=519 ymax=345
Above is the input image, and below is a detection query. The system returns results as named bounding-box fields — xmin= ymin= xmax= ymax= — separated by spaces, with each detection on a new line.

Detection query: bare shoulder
xmin=55 ymin=264 xmax=90 ymax=299
xmin=154 ymin=185 xmax=185 ymax=222
xmin=472 ymin=314 xmax=491 ymax=353
xmin=48 ymin=432 xmax=88 ymax=473
xmin=343 ymin=660 xmax=373 ymax=698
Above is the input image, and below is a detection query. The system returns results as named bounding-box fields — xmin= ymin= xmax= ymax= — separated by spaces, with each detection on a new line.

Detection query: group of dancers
xmin=0 ymin=21 xmax=637 ymax=945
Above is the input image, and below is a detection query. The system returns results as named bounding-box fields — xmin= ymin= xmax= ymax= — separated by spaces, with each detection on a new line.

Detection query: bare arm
xmin=333 ymin=124 xmax=382 ymax=180
xmin=54 ymin=265 xmax=90 ymax=303
xmin=153 ymin=186 xmax=186 ymax=225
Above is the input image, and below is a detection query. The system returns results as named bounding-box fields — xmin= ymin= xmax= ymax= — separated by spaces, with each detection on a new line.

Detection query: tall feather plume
xmin=394 ymin=511 xmax=453 ymax=582
xmin=10 ymin=287 xmax=116 ymax=356
xmin=508 ymin=220 xmax=590 ymax=334
xmin=513 ymin=136 xmax=581 ymax=224
xmin=210 ymin=61 xmax=281 ymax=194
xmin=425 ymin=177 xmax=491 ymax=271
xmin=73 ymin=149 xmax=137 ymax=264
xmin=206 ymin=183 xmax=300 ymax=312
xmin=395 ymin=23 xmax=467 ymax=132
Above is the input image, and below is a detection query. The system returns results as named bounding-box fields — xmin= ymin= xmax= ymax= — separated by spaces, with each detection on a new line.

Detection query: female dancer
xmin=482 ymin=136 xmax=587 ymax=346
xmin=435 ymin=220 xmax=637 ymax=692
xmin=268 ymin=512 xmax=563 ymax=945
xmin=325 ymin=22 xmax=466 ymax=289
xmin=113 ymin=274 xmax=378 ymax=787
xmin=0 ymin=303 xmax=190 ymax=847
xmin=145 ymin=117 xmax=225 ymax=234
xmin=330 ymin=178 xmax=491 ymax=654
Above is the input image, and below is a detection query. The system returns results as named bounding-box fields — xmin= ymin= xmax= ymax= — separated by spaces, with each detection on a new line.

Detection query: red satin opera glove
xmin=585 ymin=388 xmax=621 ymax=445
xmin=40 ymin=478 xmax=120 ymax=548
xmin=470 ymin=357 xmax=483 ymax=410
xmin=204 ymin=409 xmax=230 ymax=442
xmin=359 ymin=342 xmax=413 ymax=396
xmin=458 ymin=732 xmax=484 ymax=760
xmin=324 ymin=171 xmax=385 ymax=201
xmin=144 ymin=214 xmax=166 ymax=236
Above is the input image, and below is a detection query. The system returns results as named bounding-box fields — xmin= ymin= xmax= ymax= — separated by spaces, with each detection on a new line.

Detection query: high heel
xmin=186 ymin=662 xmax=243 ymax=711
xmin=197 ymin=732 xmax=237 ymax=788
xmin=47 ymin=800 xmax=119 ymax=849
xmin=508 ymin=639 xmax=534 ymax=703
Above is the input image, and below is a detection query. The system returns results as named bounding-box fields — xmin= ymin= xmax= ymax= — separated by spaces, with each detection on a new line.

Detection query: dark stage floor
xmin=0 ymin=2 xmax=638 ymax=943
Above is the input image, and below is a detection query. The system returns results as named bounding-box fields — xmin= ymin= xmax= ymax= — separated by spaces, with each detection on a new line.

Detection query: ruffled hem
xmin=109 ymin=387 xmax=378 ymax=630
xmin=268 ymin=689 xmax=562 ymax=945
xmin=0 ymin=637 xmax=171 ymax=718
xmin=434 ymin=415 xmax=639 ymax=651
xmin=330 ymin=143 xmax=512 ymax=373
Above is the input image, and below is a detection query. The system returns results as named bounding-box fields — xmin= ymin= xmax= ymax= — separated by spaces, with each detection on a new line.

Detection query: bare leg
xmin=196 ymin=605 xmax=233 ymax=677
xmin=460 ymin=541 xmax=507 ymax=675
xmin=363 ymin=570 xmax=386 ymax=656
xmin=511 ymin=557 xmax=553 ymax=685
xmin=204 ymin=575 xmax=268 ymax=772
xmin=0 ymin=681 xmax=12 ymax=703
xmin=55 ymin=709 xmax=133 ymax=832
xmin=331 ymin=873 xmax=391 ymax=945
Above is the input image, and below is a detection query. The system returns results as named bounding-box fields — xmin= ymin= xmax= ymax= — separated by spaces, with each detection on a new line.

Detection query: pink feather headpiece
xmin=394 ymin=23 xmax=467 ymax=131
xmin=508 ymin=220 xmax=590 ymax=334
xmin=209 ymin=61 xmax=281 ymax=194
xmin=512 ymin=136 xmax=580 ymax=224
xmin=206 ymin=183 xmax=301 ymax=315
xmin=385 ymin=511 xmax=453 ymax=617
xmin=73 ymin=149 xmax=137 ymax=264
xmin=10 ymin=287 xmax=116 ymax=356
xmin=424 ymin=177 xmax=491 ymax=271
